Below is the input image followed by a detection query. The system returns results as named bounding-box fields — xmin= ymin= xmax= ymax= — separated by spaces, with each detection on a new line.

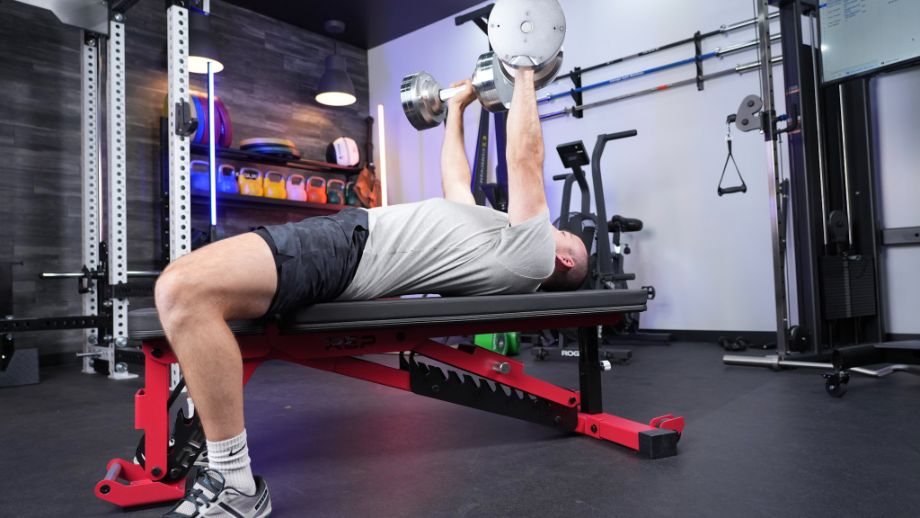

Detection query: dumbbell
xmin=401 ymin=46 xmax=565 ymax=131
xmin=488 ymin=0 xmax=566 ymax=71
xmin=401 ymin=52 xmax=513 ymax=131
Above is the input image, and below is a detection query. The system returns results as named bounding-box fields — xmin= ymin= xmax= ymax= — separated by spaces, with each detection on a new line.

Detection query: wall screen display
xmin=820 ymin=0 xmax=920 ymax=83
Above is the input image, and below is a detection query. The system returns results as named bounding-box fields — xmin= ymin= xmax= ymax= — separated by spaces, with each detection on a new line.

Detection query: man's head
xmin=541 ymin=229 xmax=589 ymax=291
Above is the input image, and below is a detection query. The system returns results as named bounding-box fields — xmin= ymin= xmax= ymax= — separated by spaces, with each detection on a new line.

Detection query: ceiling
xmin=222 ymin=0 xmax=488 ymax=49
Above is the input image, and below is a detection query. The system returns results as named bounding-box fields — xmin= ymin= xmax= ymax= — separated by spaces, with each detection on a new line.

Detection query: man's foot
xmin=163 ymin=468 xmax=271 ymax=518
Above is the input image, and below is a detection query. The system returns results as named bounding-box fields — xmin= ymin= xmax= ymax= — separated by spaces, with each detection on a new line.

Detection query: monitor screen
xmin=820 ymin=0 xmax=920 ymax=83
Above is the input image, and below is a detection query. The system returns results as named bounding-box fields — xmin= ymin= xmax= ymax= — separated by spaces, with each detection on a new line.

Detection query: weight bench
xmin=95 ymin=289 xmax=685 ymax=508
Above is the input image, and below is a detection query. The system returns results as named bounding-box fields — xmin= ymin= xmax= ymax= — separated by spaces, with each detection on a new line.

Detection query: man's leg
xmin=154 ymin=232 xmax=276 ymax=500
xmin=155 ymin=232 xmax=276 ymax=440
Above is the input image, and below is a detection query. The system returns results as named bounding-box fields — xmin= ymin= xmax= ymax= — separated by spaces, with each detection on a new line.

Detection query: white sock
xmin=206 ymin=429 xmax=256 ymax=495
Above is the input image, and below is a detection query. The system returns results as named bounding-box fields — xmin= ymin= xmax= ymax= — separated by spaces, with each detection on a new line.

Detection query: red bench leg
xmin=95 ymin=342 xmax=184 ymax=506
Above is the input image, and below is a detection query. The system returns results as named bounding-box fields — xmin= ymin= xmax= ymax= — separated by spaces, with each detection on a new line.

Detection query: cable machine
xmin=724 ymin=0 xmax=920 ymax=395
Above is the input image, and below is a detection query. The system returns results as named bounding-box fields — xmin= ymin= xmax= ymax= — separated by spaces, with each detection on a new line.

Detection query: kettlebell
xmin=238 ymin=168 xmax=264 ymax=197
xmin=306 ymin=176 xmax=327 ymax=204
xmin=263 ymin=171 xmax=287 ymax=200
xmin=286 ymin=174 xmax=307 ymax=202
xmin=345 ymin=181 xmax=361 ymax=207
xmin=190 ymin=160 xmax=210 ymax=192
xmin=326 ymin=179 xmax=345 ymax=205
xmin=217 ymin=164 xmax=239 ymax=194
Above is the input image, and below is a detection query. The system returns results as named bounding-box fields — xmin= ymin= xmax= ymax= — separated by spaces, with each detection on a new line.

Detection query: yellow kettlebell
xmin=263 ymin=171 xmax=287 ymax=199
xmin=238 ymin=168 xmax=264 ymax=197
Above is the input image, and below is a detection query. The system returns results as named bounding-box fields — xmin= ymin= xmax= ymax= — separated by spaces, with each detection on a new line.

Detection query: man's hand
xmin=446 ymin=79 xmax=477 ymax=113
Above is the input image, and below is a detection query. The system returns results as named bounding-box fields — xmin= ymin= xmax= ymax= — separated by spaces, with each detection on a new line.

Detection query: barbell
xmin=400 ymin=50 xmax=563 ymax=131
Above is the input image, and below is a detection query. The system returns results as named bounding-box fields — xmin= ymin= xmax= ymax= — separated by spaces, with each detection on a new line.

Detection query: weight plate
xmin=215 ymin=98 xmax=233 ymax=148
xmin=248 ymin=150 xmax=302 ymax=160
xmin=240 ymin=137 xmax=297 ymax=149
xmin=245 ymin=145 xmax=301 ymax=155
xmin=191 ymin=94 xmax=208 ymax=145
xmin=472 ymin=52 xmax=514 ymax=113
xmin=401 ymin=71 xmax=446 ymax=130
xmin=244 ymin=143 xmax=298 ymax=152
xmin=488 ymin=0 xmax=566 ymax=69
xmin=192 ymin=92 xmax=226 ymax=147
xmin=499 ymin=48 xmax=564 ymax=90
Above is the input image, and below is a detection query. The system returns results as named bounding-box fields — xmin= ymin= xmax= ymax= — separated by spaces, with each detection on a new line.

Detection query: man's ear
xmin=556 ymin=254 xmax=574 ymax=270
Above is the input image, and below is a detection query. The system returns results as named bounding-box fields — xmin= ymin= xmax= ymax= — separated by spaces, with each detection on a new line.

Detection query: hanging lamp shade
xmin=315 ymin=54 xmax=356 ymax=106
xmin=189 ymin=10 xmax=223 ymax=74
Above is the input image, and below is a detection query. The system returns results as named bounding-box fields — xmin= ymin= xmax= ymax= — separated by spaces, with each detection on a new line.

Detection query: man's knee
xmin=155 ymin=259 xmax=208 ymax=326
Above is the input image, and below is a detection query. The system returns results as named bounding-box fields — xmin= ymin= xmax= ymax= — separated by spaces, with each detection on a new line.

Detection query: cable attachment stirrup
xmin=717 ymin=116 xmax=747 ymax=196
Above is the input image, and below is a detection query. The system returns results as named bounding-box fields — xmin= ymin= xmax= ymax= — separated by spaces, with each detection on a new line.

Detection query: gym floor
xmin=2 ymin=342 xmax=919 ymax=518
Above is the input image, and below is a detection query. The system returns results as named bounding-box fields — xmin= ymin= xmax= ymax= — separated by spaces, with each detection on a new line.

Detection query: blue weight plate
xmin=245 ymin=147 xmax=301 ymax=159
xmin=191 ymin=94 xmax=205 ymax=144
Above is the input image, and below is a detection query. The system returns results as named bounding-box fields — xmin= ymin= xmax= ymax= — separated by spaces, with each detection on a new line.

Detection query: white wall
xmin=368 ymin=0 xmax=789 ymax=332
xmin=872 ymin=67 xmax=920 ymax=334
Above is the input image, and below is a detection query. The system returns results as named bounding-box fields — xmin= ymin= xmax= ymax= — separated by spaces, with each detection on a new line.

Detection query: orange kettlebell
xmin=238 ymin=168 xmax=264 ymax=197
xmin=306 ymin=176 xmax=327 ymax=204
xmin=263 ymin=171 xmax=287 ymax=199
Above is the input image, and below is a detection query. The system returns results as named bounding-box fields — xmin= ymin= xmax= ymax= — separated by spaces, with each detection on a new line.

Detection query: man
xmin=156 ymin=67 xmax=589 ymax=517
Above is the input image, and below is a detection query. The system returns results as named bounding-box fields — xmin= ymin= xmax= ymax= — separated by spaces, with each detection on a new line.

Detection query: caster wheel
xmin=823 ymin=371 xmax=849 ymax=398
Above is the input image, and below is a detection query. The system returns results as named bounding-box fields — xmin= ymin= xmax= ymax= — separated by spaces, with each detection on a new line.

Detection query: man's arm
xmin=440 ymin=80 xmax=477 ymax=205
xmin=505 ymin=68 xmax=547 ymax=226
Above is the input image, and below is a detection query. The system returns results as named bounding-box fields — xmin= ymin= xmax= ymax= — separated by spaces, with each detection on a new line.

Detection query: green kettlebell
xmin=345 ymin=181 xmax=361 ymax=207
xmin=326 ymin=179 xmax=345 ymax=205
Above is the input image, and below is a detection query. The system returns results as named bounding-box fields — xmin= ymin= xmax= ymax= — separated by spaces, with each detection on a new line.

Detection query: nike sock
xmin=207 ymin=429 xmax=256 ymax=495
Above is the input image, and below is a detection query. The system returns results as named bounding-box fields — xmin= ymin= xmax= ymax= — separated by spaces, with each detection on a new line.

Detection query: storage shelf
xmin=191 ymin=190 xmax=348 ymax=216
xmin=190 ymin=143 xmax=361 ymax=176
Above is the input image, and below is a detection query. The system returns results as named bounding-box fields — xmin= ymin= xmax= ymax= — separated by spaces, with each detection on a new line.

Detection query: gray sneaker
xmin=162 ymin=468 xmax=271 ymax=517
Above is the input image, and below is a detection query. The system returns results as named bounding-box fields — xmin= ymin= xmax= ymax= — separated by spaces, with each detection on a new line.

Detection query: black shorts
xmin=253 ymin=208 xmax=369 ymax=316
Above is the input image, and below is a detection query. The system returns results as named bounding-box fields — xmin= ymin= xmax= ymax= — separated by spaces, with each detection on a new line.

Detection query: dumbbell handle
xmin=438 ymin=85 xmax=467 ymax=102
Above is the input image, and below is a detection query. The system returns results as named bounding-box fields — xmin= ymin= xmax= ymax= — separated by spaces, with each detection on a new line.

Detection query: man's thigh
xmin=170 ymin=232 xmax=277 ymax=320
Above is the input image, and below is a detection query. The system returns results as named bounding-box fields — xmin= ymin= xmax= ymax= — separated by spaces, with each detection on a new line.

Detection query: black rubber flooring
xmin=1 ymin=342 xmax=919 ymax=518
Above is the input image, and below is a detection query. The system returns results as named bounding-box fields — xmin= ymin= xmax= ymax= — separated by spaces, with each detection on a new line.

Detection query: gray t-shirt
xmin=337 ymin=198 xmax=556 ymax=300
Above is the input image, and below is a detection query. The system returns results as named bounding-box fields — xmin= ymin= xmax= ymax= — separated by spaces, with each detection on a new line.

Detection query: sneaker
xmin=162 ymin=468 xmax=272 ymax=518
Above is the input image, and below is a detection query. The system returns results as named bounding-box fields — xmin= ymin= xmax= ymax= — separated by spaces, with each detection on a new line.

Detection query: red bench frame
xmin=95 ymin=313 xmax=684 ymax=508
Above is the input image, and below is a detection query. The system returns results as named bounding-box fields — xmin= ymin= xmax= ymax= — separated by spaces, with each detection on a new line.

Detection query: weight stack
xmin=820 ymin=255 xmax=877 ymax=320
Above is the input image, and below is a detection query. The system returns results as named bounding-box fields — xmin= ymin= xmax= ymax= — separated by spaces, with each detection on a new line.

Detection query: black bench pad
xmin=129 ymin=290 xmax=648 ymax=340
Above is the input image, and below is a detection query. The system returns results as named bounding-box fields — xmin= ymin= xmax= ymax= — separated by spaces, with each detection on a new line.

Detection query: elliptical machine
xmin=531 ymin=130 xmax=670 ymax=362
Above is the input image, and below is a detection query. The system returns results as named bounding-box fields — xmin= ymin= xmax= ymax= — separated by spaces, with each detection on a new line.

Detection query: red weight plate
xmin=215 ymin=97 xmax=233 ymax=148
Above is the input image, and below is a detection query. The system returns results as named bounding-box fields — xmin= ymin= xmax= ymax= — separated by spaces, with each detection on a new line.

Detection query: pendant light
xmin=315 ymin=20 xmax=356 ymax=107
